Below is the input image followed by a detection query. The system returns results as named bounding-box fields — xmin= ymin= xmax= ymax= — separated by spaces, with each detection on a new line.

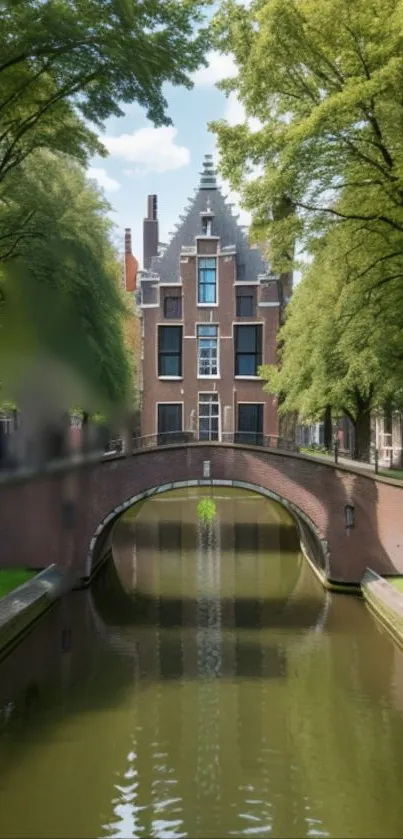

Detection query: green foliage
xmin=211 ymin=0 xmax=403 ymax=459
xmin=210 ymin=0 xmax=403 ymax=273
xmin=0 ymin=151 xmax=132 ymax=411
xmin=259 ymin=221 xmax=403 ymax=457
xmin=197 ymin=498 xmax=217 ymax=523
xmin=0 ymin=0 xmax=211 ymax=185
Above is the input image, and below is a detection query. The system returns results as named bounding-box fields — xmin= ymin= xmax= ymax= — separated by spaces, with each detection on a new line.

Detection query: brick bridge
xmin=1 ymin=443 xmax=403 ymax=587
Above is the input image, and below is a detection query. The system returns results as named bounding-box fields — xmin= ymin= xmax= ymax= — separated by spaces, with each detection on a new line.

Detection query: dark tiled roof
xmin=150 ymin=157 xmax=268 ymax=283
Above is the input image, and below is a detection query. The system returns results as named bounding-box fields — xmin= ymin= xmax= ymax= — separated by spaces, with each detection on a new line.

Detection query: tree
xmin=0 ymin=0 xmax=211 ymax=184
xmin=210 ymin=0 xmax=403 ymax=275
xmin=259 ymin=223 xmax=403 ymax=460
xmin=0 ymin=0 xmax=211 ymax=259
xmin=0 ymin=151 xmax=133 ymax=414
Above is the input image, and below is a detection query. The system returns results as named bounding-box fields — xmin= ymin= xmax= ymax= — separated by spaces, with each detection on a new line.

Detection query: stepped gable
xmin=150 ymin=154 xmax=268 ymax=283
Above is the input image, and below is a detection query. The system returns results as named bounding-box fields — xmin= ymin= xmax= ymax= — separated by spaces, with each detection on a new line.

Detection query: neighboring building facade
xmin=137 ymin=155 xmax=291 ymax=445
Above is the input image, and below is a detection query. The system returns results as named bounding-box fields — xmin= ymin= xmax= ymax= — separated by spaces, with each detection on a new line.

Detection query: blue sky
xmin=87 ymin=53 xmax=251 ymax=266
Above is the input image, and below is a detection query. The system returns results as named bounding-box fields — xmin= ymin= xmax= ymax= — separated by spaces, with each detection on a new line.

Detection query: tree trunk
xmin=323 ymin=404 xmax=332 ymax=450
xmin=353 ymin=412 xmax=371 ymax=462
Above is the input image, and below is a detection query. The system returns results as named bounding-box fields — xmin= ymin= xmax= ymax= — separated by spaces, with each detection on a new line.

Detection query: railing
xmin=1 ymin=428 xmax=402 ymax=479
xmin=105 ymin=431 xmax=299 ymax=455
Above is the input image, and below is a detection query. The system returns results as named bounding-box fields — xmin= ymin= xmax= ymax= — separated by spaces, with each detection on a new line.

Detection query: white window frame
xmin=198 ymin=392 xmax=221 ymax=441
xmin=197 ymin=256 xmax=218 ymax=307
xmin=197 ymin=323 xmax=219 ymax=378
xmin=157 ymin=323 xmax=183 ymax=380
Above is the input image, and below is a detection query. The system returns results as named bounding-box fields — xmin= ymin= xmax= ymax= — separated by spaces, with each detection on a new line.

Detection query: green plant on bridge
xmin=197 ymin=498 xmax=217 ymax=523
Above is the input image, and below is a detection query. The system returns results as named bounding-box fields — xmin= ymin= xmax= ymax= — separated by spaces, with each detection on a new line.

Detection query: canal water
xmin=1 ymin=487 xmax=403 ymax=839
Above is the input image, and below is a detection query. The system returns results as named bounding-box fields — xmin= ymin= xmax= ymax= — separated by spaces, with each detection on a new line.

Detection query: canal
xmin=1 ymin=486 xmax=403 ymax=838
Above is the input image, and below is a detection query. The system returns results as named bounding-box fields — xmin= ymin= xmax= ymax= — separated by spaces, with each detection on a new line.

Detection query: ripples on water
xmin=1 ymin=487 xmax=403 ymax=839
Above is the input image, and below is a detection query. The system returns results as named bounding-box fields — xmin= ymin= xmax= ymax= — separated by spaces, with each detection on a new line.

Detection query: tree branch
xmin=0 ymin=71 xmax=98 ymax=181
xmin=346 ymin=251 xmax=403 ymax=284
xmin=297 ymin=201 xmax=403 ymax=233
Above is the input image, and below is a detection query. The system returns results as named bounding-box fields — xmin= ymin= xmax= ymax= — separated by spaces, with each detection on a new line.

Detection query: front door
xmin=157 ymin=403 xmax=183 ymax=445
xmin=236 ymin=404 xmax=264 ymax=446
xmin=198 ymin=393 xmax=220 ymax=441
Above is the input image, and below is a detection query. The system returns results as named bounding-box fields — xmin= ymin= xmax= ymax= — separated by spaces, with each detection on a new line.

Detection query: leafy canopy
xmin=0 ymin=0 xmax=212 ymax=183
xmin=210 ymin=0 xmax=403 ymax=272
xmin=260 ymin=221 xmax=403 ymax=428
xmin=0 ymin=151 xmax=133 ymax=412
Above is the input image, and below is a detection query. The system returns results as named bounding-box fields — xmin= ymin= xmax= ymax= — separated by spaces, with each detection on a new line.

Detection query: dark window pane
xmin=164 ymin=296 xmax=182 ymax=319
xmin=234 ymin=326 xmax=262 ymax=375
xmin=237 ymin=355 xmax=257 ymax=375
xmin=159 ymin=326 xmax=182 ymax=352
xmin=235 ymin=325 xmax=258 ymax=352
xmin=159 ymin=355 xmax=181 ymax=376
xmin=158 ymin=326 xmax=182 ymax=377
xmin=236 ymin=294 xmax=254 ymax=317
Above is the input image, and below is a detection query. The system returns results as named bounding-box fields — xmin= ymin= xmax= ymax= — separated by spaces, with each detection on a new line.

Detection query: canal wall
xmin=362 ymin=569 xmax=403 ymax=649
xmin=0 ymin=565 xmax=70 ymax=659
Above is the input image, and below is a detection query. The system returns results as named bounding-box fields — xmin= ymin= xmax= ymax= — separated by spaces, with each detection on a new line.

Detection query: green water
xmin=1 ymin=487 xmax=403 ymax=838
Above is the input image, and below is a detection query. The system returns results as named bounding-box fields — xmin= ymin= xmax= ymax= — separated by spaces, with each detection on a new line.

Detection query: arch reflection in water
xmin=3 ymin=488 xmax=403 ymax=838
xmin=101 ymin=487 xmax=327 ymax=838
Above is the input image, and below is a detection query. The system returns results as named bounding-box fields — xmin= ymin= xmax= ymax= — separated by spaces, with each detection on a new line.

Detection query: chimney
xmin=124 ymin=227 xmax=132 ymax=253
xmin=124 ymin=226 xmax=138 ymax=292
xmin=143 ymin=194 xmax=159 ymax=270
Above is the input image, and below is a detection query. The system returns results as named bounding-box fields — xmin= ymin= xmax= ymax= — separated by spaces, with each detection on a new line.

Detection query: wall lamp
xmin=345 ymin=504 xmax=355 ymax=529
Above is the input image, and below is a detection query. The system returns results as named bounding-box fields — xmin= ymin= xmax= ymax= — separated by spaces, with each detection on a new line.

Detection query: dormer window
xmin=201 ymin=215 xmax=213 ymax=236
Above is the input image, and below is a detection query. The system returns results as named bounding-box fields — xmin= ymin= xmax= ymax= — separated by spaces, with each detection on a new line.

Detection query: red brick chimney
xmin=124 ymin=227 xmax=138 ymax=292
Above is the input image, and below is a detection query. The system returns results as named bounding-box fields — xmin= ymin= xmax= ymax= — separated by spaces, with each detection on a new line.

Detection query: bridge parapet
xmin=0 ymin=442 xmax=402 ymax=587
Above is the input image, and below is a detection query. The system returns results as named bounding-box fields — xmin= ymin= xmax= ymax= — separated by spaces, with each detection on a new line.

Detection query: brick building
xmin=137 ymin=155 xmax=291 ymax=444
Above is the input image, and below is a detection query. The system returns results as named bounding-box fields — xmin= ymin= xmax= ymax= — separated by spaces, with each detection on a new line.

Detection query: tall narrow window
xmin=198 ymin=393 xmax=219 ymax=441
xmin=234 ymin=325 xmax=262 ymax=376
xmin=198 ymin=258 xmax=217 ymax=304
xmin=158 ymin=326 xmax=182 ymax=377
xmin=197 ymin=325 xmax=218 ymax=377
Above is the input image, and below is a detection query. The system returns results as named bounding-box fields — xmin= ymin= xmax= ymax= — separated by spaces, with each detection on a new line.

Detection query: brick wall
xmin=0 ymin=445 xmax=402 ymax=585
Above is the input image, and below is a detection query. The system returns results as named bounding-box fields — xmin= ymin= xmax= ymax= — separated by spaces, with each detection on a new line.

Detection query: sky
xmin=87 ymin=52 xmax=252 ymax=267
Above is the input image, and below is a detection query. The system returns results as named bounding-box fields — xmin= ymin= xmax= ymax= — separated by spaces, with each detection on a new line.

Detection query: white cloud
xmin=191 ymin=51 xmax=237 ymax=87
xmin=224 ymin=91 xmax=262 ymax=132
xmin=102 ymin=126 xmax=190 ymax=174
xmin=87 ymin=167 xmax=120 ymax=192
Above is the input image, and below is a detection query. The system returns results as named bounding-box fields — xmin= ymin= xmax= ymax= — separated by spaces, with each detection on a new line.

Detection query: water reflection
xmin=1 ymin=489 xmax=403 ymax=838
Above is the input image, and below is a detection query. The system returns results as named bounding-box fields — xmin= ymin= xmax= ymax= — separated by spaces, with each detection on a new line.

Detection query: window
xmin=197 ymin=325 xmax=218 ymax=377
xmin=236 ymin=403 xmax=264 ymax=446
xmin=201 ymin=216 xmax=212 ymax=236
xmin=234 ymin=325 xmax=262 ymax=376
xmin=198 ymin=393 xmax=219 ymax=441
xmin=198 ymin=258 xmax=217 ymax=304
xmin=158 ymin=326 xmax=182 ymax=377
xmin=236 ymin=286 xmax=255 ymax=317
xmin=164 ymin=294 xmax=182 ymax=319
xmin=157 ymin=403 xmax=183 ymax=444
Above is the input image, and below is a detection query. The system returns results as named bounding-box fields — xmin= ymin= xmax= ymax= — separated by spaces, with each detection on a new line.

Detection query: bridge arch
xmin=1 ymin=442 xmax=400 ymax=585
xmin=87 ymin=478 xmax=328 ymax=583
